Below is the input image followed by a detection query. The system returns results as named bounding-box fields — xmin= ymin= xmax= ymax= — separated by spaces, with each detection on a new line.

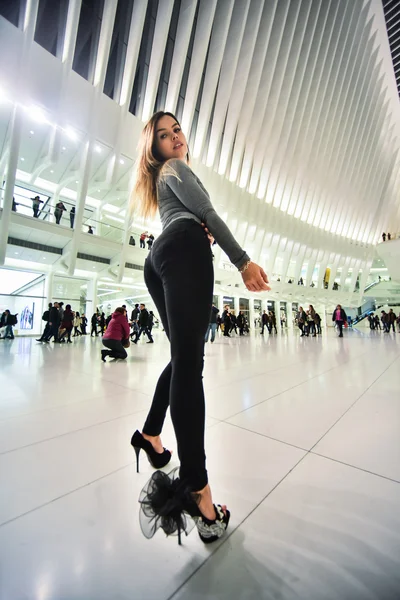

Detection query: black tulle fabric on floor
xmin=138 ymin=468 xmax=199 ymax=542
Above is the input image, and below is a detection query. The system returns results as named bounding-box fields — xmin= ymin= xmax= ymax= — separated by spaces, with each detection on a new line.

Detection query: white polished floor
xmin=0 ymin=327 xmax=399 ymax=600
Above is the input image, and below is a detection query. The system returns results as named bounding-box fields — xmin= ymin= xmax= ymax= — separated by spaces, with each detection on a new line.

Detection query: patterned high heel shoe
xmin=138 ymin=468 xmax=230 ymax=545
xmin=131 ymin=430 xmax=172 ymax=473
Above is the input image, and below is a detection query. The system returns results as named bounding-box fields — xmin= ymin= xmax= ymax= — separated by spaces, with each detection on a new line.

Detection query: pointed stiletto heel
xmin=130 ymin=430 xmax=172 ymax=472
xmin=134 ymin=446 xmax=141 ymax=473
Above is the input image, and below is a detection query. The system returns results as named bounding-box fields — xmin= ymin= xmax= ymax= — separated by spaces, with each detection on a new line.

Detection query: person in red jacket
xmin=101 ymin=307 xmax=130 ymax=362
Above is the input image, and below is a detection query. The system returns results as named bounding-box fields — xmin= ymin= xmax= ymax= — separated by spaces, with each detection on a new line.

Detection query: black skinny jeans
xmin=142 ymin=219 xmax=214 ymax=491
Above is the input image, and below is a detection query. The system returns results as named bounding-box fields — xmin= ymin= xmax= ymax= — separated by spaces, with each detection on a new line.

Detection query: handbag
xmin=122 ymin=339 xmax=130 ymax=349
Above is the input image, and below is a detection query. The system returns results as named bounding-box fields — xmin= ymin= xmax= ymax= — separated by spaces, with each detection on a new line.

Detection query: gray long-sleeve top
xmin=157 ymin=159 xmax=250 ymax=270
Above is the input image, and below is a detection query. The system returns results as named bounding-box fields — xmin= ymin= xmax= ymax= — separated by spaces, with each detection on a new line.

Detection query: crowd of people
xmin=368 ymin=309 xmax=399 ymax=332
xmin=381 ymin=232 xmax=397 ymax=242
xmin=296 ymin=304 xmax=323 ymax=337
xmin=35 ymin=302 xmax=88 ymax=343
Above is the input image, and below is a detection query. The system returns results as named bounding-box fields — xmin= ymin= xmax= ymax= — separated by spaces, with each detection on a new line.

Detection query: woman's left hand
xmin=201 ymin=222 xmax=215 ymax=246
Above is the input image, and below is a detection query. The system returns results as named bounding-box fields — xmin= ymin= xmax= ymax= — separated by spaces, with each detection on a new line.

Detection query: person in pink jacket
xmin=101 ymin=307 xmax=130 ymax=362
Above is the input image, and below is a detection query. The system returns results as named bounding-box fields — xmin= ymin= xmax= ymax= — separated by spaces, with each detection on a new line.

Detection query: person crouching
xmin=101 ymin=307 xmax=131 ymax=362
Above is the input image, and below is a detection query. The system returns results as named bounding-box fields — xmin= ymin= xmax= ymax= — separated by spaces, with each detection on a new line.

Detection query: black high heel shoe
xmin=195 ymin=503 xmax=230 ymax=544
xmin=131 ymin=430 xmax=172 ymax=473
xmin=138 ymin=468 xmax=230 ymax=546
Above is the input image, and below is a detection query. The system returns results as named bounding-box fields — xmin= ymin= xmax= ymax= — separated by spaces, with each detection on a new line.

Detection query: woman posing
xmin=131 ymin=111 xmax=269 ymax=544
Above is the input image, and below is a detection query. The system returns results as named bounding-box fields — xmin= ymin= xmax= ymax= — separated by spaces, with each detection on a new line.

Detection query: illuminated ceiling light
xmin=28 ymin=105 xmax=48 ymax=123
xmin=97 ymin=189 xmax=101 ymax=192
xmin=50 ymin=169 xmax=54 ymax=173
xmin=95 ymin=145 xmax=102 ymax=153
xmin=64 ymin=126 xmax=78 ymax=141
xmin=119 ymin=159 xmax=125 ymax=165
xmin=14 ymin=252 xmax=19 ymax=255
xmin=29 ymin=130 xmax=34 ymax=135
xmin=42 ymin=257 xmax=46 ymax=260
xmin=75 ymin=180 xmax=79 ymax=184
xmin=20 ymin=157 xmax=25 ymax=161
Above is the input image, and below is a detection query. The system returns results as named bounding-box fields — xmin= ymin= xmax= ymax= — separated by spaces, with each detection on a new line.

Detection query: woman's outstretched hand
xmin=241 ymin=262 xmax=271 ymax=292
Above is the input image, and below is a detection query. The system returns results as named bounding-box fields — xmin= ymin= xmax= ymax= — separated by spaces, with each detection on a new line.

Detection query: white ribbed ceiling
xmin=144 ymin=0 xmax=400 ymax=246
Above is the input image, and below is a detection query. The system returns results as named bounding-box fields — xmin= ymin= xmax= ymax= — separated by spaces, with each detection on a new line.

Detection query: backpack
xmin=42 ymin=310 xmax=50 ymax=321
xmin=10 ymin=314 xmax=18 ymax=325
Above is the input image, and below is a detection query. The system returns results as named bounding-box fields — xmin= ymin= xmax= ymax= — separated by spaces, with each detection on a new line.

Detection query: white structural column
xmin=119 ymin=0 xmax=148 ymax=109
xmin=181 ymin=0 xmax=217 ymax=136
xmin=86 ymin=277 xmax=98 ymax=316
xmin=286 ymin=301 xmax=293 ymax=328
xmin=218 ymin=0 xmax=264 ymax=176
xmin=165 ymin=0 xmax=197 ymax=114
xmin=239 ymin=0 xmax=291 ymax=189
xmin=0 ymin=0 xmax=40 ymax=266
xmin=0 ymin=108 xmax=23 ymax=266
xmin=109 ymin=0 xmax=148 ymax=279
xmin=206 ymin=0 xmax=251 ymax=168
xmin=193 ymin=0 xmax=235 ymax=159
xmin=230 ymin=0 xmax=278 ymax=183
xmin=68 ymin=0 xmax=118 ymax=275
xmin=249 ymin=297 xmax=255 ymax=329
xmin=141 ymin=0 xmax=174 ymax=122
xmin=44 ymin=270 xmax=55 ymax=307
xmin=234 ymin=296 xmax=240 ymax=316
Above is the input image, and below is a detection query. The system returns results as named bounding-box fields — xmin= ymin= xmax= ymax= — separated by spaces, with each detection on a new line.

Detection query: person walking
xmin=54 ymin=201 xmax=66 ymax=224
xmin=31 ymin=195 xmax=43 ymax=218
xmin=130 ymin=303 xmax=140 ymax=340
xmin=297 ymin=306 xmax=307 ymax=336
xmin=73 ymin=311 xmax=82 ymax=336
xmin=332 ymin=304 xmax=347 ymax=337
xmin=314 ymin=312 xmax=322 ymax=334
xmin=70 ymin=206 xmax=76 ymax=229
xmin=374 ymin=314 xmax=381 ymax=330
xmin=260 ymin=310 xmax=268 ymax=334
xmin=269 ymin=310 xmax=277 ymax=334
xmin=230 ymin=310 xmax=238 ymax=335
xmin=100 ymin=312 xmax=106 ymax=335
xmin=101 ymin=307 xmax=131 ymax=362
xmin=0 ymin=310 xmax=17 ymax=339
xmin=133 ymin=303 xmax=154 ymax=343
xmin=147 ymin=234 xmax=155 ymax=250
xmin=237 ymin=311 xmax=245 ymax=335
xmin=388 ymin=309 xmax=397 ymax=333
xmin=58 ymin=305 xmax=74 ymax=343
xmin=91 ymin=313 xmax=98 ymax=336
xmin=44 ymin=302 xmax=60 ymax=342
xmin=140 ymin=231 xmax=148 ymax=248
xmin=81 ymin=313 xmax=87 ymax=335
xmin=308 ymin=305 xmax=317 ymax=336
xmin=129 ymin=111 xmax=269 ymax=546
xmin=222 ymin=305 xmax=231 ymax=337
xmin=381 ymin=311 xmax=390 ymax=333
xmin=36 ymin=303 xmax=52 ymax=342
xmin=205 ymin=304 xmax=219 ymax=343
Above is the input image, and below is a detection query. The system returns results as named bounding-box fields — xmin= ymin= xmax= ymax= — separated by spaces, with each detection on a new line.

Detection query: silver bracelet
xmin=239 ymin=260 xmax=251 ymax=273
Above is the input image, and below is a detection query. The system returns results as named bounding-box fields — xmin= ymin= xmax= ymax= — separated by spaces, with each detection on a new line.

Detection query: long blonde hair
xmin=132 ymin=111 xmax=189 ymax=219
